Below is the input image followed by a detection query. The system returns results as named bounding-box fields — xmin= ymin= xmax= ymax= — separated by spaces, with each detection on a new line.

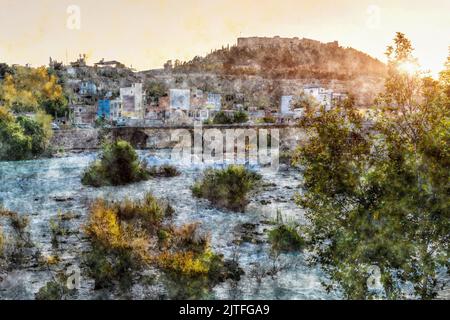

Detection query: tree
xmin=145 ymin=81 xmax=168 ymax=102
xmin=0 ymin=63 xmax=12 ymax=79
xmin=439 ymin=47 xmax=450 ymax=98
xmin=294 ymin=33 xmax=449 ymax=299
xmin=0 ymin=107 xmax=32 ymax=160
xmin=0 ymin=66 xmax=68 ymax=116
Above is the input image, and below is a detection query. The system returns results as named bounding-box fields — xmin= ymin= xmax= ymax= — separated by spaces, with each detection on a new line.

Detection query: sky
xmin=0 ymin=0 xmax=449 ymax=76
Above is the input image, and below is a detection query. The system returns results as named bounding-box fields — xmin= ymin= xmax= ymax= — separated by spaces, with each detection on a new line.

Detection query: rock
xmin=53 ymin=196 xmax=75 ymax=202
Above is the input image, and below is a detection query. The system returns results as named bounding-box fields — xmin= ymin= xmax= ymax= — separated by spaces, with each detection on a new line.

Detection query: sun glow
xmin=398 ymin=61 xmax=420 ymax=75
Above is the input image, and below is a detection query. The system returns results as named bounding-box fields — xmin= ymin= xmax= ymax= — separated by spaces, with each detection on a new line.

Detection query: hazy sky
xmin=0 ymin=0 xmax=449 ymax=75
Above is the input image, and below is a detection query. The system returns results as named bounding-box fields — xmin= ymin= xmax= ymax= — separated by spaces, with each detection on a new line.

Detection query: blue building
xmin=97 ymin=100 xmax=111 ymax=119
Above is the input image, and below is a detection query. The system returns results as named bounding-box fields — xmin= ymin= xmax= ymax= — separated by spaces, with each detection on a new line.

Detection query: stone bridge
xmin=51 ymin=124 xmax=307 ymax=151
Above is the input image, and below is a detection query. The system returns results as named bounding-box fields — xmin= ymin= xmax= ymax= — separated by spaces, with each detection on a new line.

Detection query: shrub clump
xmin=83 ymin=198 xmax=156 ymax=289
xmin=268 ymin=224 xmax=305 ymax=252
xmin=35 ymin=274 xmax=75 ymax=300
xmin=0 ymin=207 xmax=34 ymax=267
xmin=154 ymin=223 xmax=236 ymax=299
xmin=81 ymin=140 xmax=150 ymax=187
xmin=83 ymin=193 xmax=231 ymax=295
xmin=192 ymin=165 xmax=262 ymax=212
xmin=148 ymin=164 xmax=181 ymax=178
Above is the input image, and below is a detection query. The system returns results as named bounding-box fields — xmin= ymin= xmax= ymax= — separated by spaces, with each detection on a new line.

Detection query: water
xmin=0 ymin=151 xmax=339 ymax=300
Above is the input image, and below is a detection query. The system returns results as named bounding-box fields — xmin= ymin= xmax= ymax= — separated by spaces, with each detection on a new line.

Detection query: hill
xmin=171 ymin=37 xmax=386 ymax=81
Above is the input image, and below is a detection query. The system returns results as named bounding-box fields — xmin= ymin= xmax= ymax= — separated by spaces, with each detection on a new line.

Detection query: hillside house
xmin=120 ymin=83 xmax=144 ymax=119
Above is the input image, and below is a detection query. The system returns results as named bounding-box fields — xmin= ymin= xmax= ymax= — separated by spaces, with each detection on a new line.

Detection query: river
xmin=0 ymin=150 xmax=339 ymax=300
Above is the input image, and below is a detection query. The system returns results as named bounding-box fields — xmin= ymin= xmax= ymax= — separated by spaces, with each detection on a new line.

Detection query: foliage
xmin=172 ymin=40 xmax=386 ymax=80
xmin=35 ymin=273 xmax=74 ymax=300
xmin=83 ymin=198 xmax=154 ymax=289
xmin=0 ymin=107 xmax=52 ymax=160
xmin=192 ymin=165 xmax=262 ymax=212
xmin=49 ymin=211 xmax=71 ymax=249
xmin=439 ymin=46 xmax=450 ymax=98
xmin=258 ymin=116 xmax=276 ymax=124
xmin=212 ymin=111 xmax=233 ymax=124
xmin=83 ymin=193 xmax=229 ymax=294
xmin=0 ymin=228 xmax=4 ymax=257
xmin=293 ymin=33 xmax=450 ymax=299
xmin=0 ymin=66 xmax=68 ymax=116
xmin=145 ymin=81 xmax=168 ymax=102
xmin=233 ymin=110 xmax=249 ymax=123
xmin=213 ymin=111 xmax=249 ymax=124
xmin=81 ymin=140 xmax=150 ymax=187
xmin=148 ymin=164 xmax=181 ymax=177
xmin=268 ymin=224 xmax=305 ymax=252
xmin=0 ymin=208 xmax=34 ymax=267
xmin=155 ymin=223 xmax=229 ymax=299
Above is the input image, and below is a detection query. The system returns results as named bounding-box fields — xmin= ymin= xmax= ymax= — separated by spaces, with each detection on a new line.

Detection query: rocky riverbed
xmin=0 ymin=150 xmax=339 ymax=300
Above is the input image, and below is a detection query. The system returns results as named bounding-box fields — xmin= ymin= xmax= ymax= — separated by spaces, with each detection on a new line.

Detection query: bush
xmin=83 ymin=193 xmax=234 ymax=295
xmin=114 ymin=193 xmax=166 ymax=232
xmin=35 ymin=272 xmax=75 ymax=300
xmin=83 ymin=193 xmax=176 ymax=289
xmin=258 ymin=116 xmax=276 ymax=124
xmin=0 ymin=208 xmax=34 ymax=267
xmin=35 ymin=280 xmax=68 ymax=300
xmin=192 ymin=165 xmax=262 ymax=212
xmin=49 ymin=211 xmax=71 ymax=248
xmin=81 ymin=140 xmax=150 ymax=187
xmin=268 ymin=224 xmax=305 ymax=252
xmin=148 ymin=164 xmax=181 ymax=178
xmin=213 ymin=111 xmax=249 ymax=124
xmin=213 ymin=111 xmax=233 ymax=124
xmin=233 ymin=111 xmax=249 ymax=123
xmin=0 ymin=228 xmax=4 ymax=257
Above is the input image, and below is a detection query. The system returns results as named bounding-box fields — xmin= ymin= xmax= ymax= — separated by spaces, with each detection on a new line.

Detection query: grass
xmin=192 ymin=165 xmax=262 ymax=212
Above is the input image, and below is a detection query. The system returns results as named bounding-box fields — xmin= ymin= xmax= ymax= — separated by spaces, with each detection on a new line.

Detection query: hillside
xmin=171 ymin=37 xmax=386 ymax=81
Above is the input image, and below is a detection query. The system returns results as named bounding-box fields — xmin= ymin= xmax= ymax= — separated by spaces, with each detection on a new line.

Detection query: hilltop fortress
xmin=237 ymin=36 xmax=339 ymax=49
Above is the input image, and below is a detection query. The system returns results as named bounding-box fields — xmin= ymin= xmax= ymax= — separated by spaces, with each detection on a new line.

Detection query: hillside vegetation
xmin=173 ymin=39 xmax=386 ymax=80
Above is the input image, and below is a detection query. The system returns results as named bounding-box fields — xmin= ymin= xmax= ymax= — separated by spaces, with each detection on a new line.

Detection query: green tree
xmin=145 ymin=81 xmax=168 ymax=102
xmin=0 ymin=106 xmax=50 ymax=160
xmin=0 ymin=107 xmax=32 ymax=160
xmin=294 ymin=33 xmax=449 ymax=299
xmin=16 ymin=115 xmax=46 ymax=156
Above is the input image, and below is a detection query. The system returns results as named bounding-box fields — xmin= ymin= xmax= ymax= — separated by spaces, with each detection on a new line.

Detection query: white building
xmin=303 ymin=85 xmax=333 ymax=111
xmin=206 ymin=93 xmax=222 ymax=111
xmin=120 ymin=83 xmax=143 ymax=119
xmin=169 ymin=89 xmax=191 ymax=111
xmin=280 ymin=95 xmax=294 ymax=115
xmin=110 ymin=98 xmax=123 ymax=121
